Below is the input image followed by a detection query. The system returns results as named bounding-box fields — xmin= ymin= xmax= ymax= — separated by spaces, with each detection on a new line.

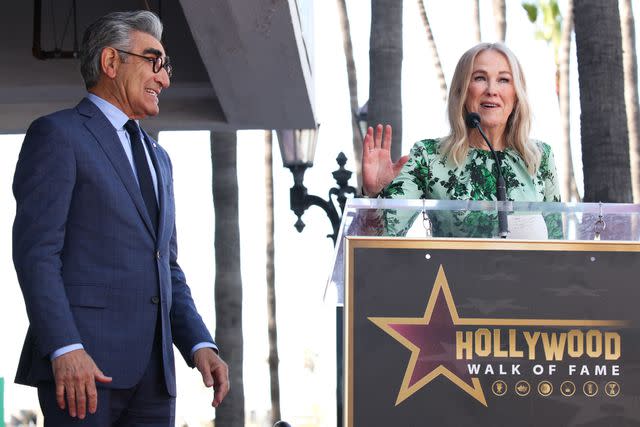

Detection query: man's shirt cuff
xmin=191 ymin=342 xmax=218 ymax=360
xmin=50 ymin=344 xmax=84 ymax=361
xmin=52 ymin=343 xmax=217 ymax=362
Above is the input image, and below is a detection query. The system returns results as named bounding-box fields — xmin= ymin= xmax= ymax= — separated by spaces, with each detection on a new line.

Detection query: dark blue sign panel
xmin=345 ymin=238 xmax=640 ymax=427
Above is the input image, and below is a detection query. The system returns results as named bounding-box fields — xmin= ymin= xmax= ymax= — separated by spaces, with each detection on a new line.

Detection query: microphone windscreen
xmin=465 ymin=112 xmax=481 ymax=129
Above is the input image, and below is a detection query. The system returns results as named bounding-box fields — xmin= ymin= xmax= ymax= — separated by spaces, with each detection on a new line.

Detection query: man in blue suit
xmin=12 ymin=10 xmax=229 ymax=426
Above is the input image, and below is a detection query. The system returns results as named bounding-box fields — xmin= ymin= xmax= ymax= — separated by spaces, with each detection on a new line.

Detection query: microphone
xmin=464 ymin=112 xmax=482 ymax=129
xmin=465 ymin=112 xmax=509 ymax=238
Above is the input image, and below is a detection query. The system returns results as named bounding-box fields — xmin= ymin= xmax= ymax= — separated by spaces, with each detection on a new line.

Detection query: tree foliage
xmin=522 ymin=0 xmax=562 ymax=61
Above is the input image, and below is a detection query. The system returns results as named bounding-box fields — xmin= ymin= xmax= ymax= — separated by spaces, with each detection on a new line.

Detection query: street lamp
xmin=276 ymin=127 xmax=357 ymax=244
xmin=277 ymin=126 xmax=357 ymax=427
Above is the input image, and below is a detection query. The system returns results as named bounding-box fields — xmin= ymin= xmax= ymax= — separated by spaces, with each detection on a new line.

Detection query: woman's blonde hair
xmin=441 ymin=43 xmax=541 ymax=175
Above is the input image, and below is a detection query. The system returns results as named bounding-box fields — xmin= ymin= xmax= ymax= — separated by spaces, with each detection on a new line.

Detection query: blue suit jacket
xmin=12 ymin=98 xmax=214 ymax=396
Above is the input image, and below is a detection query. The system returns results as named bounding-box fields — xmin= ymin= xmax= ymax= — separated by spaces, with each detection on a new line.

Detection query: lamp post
xmin=276 ymin=127 xmax=357 ymax=244
xmin=277 ymin=126 xmax=357 ymax=427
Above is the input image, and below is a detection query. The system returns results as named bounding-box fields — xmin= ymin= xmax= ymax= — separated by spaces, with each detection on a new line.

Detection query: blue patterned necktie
xmin=124 ymin=120 xmax=158 ymax=232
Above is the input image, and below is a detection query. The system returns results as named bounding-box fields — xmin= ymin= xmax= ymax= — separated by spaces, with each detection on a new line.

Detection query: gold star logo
xmin=369 ymin=265 xmax=487 ymax=406
xmin=368 ymin=265 xmax=626 ymax=407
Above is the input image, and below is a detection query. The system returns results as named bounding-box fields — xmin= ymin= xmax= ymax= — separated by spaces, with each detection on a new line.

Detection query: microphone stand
xmin=471 ymin=122 xmax=509 ymax=238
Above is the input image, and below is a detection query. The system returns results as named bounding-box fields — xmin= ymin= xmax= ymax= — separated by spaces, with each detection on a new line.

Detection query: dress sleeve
xmin=539 ymin=143 xmax=564 ymax=239
xmin=378 ymin=141 xmax=431 ymax=236
xmin=541 ymin=143 xmax=561 ymax=202
xmin=381 ymin=141 xmax=430 ymax=199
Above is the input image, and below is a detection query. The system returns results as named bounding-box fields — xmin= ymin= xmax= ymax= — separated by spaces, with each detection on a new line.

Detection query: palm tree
xmin=620 ymin=0 xmax=640 ymax=202
xmin=264 ymin=130 xmax=281 ymax=424
xmin=210 ymin=131 xmax=245 ymax=425
xmin=558 ymin=0 xmax=579 ymax=201
xmin=574 ymin=0 xmax=632 ymax=202
xmin=493 ymin=0 xmax=506 ymax=42
xmin=417 ymin=0 xmax=447 ymax=102
xmin=522 ymin=0 xmax=580 ymax=201
xmin=369 ymin=0 xmax=403 ymax=161
xmin=336 ymin=0 xmax=363 ymax=189
xmin=472 ymin=0 xmax=481 ymax=42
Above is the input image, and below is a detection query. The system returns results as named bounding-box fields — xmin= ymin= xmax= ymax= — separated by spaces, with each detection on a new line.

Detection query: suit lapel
xmin=76 ymin=99 xmax=157 ymax=240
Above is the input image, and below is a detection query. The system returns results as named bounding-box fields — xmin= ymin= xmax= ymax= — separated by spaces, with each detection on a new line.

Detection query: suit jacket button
xmin=151 ymin=296 xmax=160 ymax=304
xmin=155 ymin=251 xmax=161 ymax=260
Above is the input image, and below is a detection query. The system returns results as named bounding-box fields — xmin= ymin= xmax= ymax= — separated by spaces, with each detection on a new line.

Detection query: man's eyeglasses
xmin=114 ymin=48 xmax=173 ymax=78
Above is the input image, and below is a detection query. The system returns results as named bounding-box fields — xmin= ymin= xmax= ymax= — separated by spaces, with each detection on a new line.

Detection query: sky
xmin=1 ymin=0 xmax=638 ymax=425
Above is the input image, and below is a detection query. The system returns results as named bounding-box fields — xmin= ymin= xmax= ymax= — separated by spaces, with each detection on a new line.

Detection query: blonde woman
xmin=362 ymin=43 xmax=561 ymax=237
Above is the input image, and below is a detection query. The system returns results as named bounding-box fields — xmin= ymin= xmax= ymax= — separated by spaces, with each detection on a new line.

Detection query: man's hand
xmin=194 ymin=348 xmax=230 ymax=407
xmin=51 ymin=348 xmax=112 ymax=419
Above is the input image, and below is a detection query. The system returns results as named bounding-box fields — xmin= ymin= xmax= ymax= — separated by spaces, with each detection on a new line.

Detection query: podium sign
xmin=345 ymin=237 xmax=640 ymax=426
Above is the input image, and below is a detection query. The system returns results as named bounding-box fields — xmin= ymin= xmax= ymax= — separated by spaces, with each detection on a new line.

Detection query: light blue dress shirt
xmin=51 ymin=94 xmax=216 ymax=362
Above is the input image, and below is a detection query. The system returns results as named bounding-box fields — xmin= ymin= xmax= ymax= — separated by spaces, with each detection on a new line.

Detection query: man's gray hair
xmin=80 ymin=10 xmax=163 ymax=89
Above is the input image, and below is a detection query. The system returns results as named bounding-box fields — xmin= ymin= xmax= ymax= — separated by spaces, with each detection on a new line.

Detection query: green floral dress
xmin=380 ymin=138 xmax=562 ymax=238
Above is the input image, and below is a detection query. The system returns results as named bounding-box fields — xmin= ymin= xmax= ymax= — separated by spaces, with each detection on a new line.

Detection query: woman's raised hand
xmin=361 ymin=124 xmax=409 ymax=196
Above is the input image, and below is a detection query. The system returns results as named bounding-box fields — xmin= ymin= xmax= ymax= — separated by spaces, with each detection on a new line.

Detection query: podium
xmin=328 ymin=199 xmax=640 ymax=427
